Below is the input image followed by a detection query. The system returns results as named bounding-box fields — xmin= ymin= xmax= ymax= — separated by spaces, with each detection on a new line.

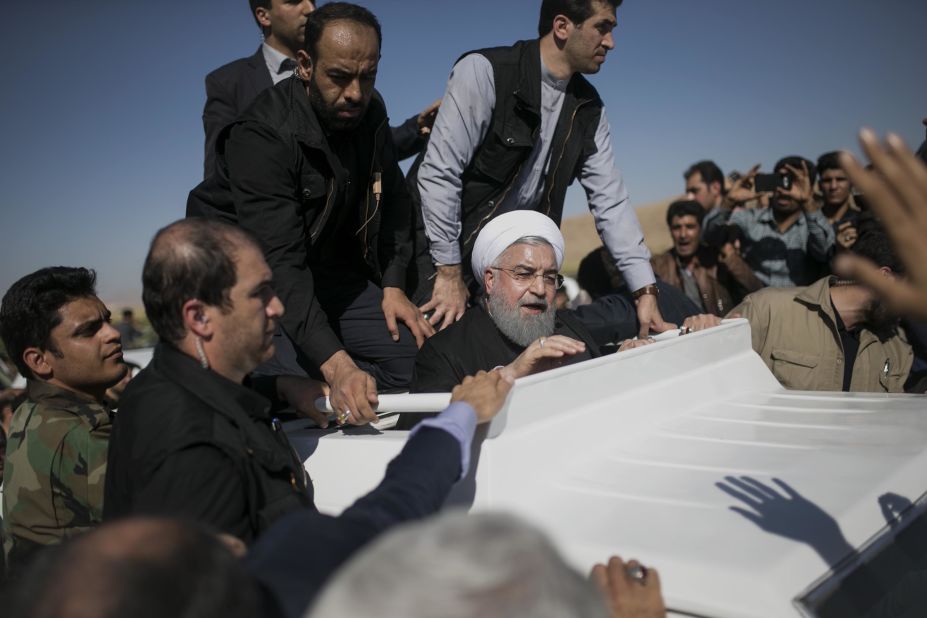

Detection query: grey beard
xmin=486 ymin=292 xmax=556 ymax=348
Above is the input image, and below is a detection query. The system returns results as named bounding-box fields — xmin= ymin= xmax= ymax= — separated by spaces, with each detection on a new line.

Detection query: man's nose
xmin=529 ymin=274 xmax=547 ymax=295
xmin=686 ymin=190 xmax=696 ymax=200
xmin=343 ymin=79 xmax=361 ymax=103
xmin=102 ymin=322 xmax=121 ymax=343
xmin=267 ymin=295 xmax=285 ymax=319
xmin=602 ymin=32 xmax=615 ymax=50
xmin=302 ymin=0 xmax=315 ymax=14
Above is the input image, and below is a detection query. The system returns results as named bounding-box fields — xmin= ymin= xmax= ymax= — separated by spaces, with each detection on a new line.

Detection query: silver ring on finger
xmin=539 ymin=337 xmax=546 ymax=348
xmin=337 ymin=409 xmax=351 ymax=425
xmin=625 ymin=564 xmax=647 ymax=584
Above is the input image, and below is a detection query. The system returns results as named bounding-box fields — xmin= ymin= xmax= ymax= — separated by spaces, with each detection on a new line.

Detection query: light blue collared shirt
xmin=262 ymin=43 xmax=296 ymax=85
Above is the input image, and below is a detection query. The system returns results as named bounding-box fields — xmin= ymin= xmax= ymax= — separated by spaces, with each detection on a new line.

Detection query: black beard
xmin=306 ymin=77 xmax=364 ymax=133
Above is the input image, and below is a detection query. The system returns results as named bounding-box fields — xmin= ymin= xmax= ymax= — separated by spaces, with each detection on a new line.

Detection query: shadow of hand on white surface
xmin=717 ymin=476 xmax=856 ymax=568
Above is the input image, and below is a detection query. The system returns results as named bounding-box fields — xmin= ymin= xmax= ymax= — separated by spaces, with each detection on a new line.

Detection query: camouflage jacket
xmin=1 ymin=380 xmax=112 ymax=570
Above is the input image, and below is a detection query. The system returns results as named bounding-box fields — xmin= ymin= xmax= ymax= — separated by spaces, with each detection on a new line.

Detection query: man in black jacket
xmin=202 ymin=0 xmax=436 ymax=178
xmin=104 ymin=218 xmax=512 ymax=551
xmin=412 ymin=0 xmax=670 ymax=343
xmin=188 ymin=4 xmax=432 ymax=424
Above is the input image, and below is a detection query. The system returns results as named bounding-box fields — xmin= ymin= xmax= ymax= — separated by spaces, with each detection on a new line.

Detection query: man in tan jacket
xmin=728 ymin=217 xmax=912 ymax=393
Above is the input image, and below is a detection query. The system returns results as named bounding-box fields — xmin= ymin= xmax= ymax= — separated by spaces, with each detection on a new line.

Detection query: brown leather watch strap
xmin=632 ymin=284 xmax=660 ymax=299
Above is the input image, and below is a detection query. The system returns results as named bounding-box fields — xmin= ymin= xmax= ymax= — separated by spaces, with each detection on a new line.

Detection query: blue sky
xmin=1 ymin=0 xmax=924 ymax=305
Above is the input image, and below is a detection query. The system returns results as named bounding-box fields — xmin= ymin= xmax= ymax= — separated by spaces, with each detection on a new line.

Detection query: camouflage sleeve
xmin=2 ymin=401 xmax=109 ymax=568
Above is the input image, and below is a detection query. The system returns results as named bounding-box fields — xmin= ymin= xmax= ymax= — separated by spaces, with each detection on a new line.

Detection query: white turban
xmin=470 ymin=210 xmax=565 ymax=290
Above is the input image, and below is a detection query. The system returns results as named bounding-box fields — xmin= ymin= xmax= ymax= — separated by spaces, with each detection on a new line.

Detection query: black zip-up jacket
xmin=104 ymin=344 xmax=314 ymax=542
xmin=408 ymin=39 xmax=603 ymax=289
xmin=187 ymin=77 xmax=413 ymax=369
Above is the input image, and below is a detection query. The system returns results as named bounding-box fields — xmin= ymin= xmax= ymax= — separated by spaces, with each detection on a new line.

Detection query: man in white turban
xmin=403 ymin=211 xmax=652 ymax=403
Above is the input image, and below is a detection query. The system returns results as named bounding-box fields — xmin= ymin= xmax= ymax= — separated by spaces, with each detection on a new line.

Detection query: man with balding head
xmin=106 ymin=218 xmax=515 ymax=555
xmin=104 ymin=218 xmax=316 ymax=542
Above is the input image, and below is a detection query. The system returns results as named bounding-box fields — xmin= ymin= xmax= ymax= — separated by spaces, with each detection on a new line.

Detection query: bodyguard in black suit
xmin=203 ymin=46 xmax=273 ymax=178
xmin=202 ymin=0 xmax=431 ymax=178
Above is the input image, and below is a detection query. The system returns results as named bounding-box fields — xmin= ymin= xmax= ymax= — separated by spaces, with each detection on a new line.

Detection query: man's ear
xmin=296 ymin=50 xmax=313 ymax=81
xmin=182 ymin=299 xmax=214 ymax=339
xmin=551 ymin=14 xmax=574 ymax=44
xmin=255 ymin=6 xmax=272 ymax=29
xmin=483 ymin=269 xmax=495 ymax=294
xmin=710 ymin=181 xmax=722 ymax=196
xmin=23 ymin=347 xmax=53 ymax=380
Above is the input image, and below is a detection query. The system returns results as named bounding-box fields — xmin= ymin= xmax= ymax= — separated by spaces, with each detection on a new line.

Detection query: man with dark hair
xmin=692 ymin=215 xmax=912 ymax=392
xmin=817 ymin=151 xmax=863 ymax=250
xmin=105 ymin=219 xmax=514 ymax=554
xmin=189 ymin=3 xmax=431 ymax=425
xmin=202 ymin=1 xmax=436 ymax=177
xmin=0 ymin=267 xmax=126 ymax=573
xmin=684 ymin=160 xmax=726 ymax=229
xmin=412 ymin=0 xmax=671 ymax=342
xmin=707 ymin=156 xmax=835 ymax=287
xmin=651 ymin=200 xmax=762 ymax=316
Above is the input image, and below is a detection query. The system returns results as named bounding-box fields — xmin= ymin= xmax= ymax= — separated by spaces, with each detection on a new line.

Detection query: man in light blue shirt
xmin=413 ymin=0 xmax=670 ymax=340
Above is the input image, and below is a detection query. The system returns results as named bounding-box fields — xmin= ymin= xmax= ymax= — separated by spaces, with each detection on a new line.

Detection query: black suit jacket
xmin=202 ymin=47 xmax=273 ymax=178
xmin=202 ymin=47 xmax=425 ymax=178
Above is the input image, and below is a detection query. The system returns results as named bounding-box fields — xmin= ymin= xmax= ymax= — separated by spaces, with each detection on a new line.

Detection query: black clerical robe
xmin=410 ymin=304 xmax=600 ymax=394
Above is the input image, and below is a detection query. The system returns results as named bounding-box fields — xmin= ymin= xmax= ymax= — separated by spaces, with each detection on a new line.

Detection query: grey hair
xmin=491 ymin=236 xmax=556 ymax=268
xmin=307 ymin=511 xmax=608 ymax=618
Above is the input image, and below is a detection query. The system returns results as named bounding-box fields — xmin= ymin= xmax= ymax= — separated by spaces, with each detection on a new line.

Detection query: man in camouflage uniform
xmin=0 ymin=266 xmax=125 ymax=573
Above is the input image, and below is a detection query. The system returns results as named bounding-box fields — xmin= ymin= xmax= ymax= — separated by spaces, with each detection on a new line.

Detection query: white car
xmin=287 ymin=319 xmax=927 ymax=618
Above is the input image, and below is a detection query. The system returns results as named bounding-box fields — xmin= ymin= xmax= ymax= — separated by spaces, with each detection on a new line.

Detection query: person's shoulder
xmin=206 ymin=49 xmax=261 ymax=82
xmin=420 ymin=312 xmax=473 ymax=354
xmin=8 ymin=397 xmax=86 ymax=445
xmin=743 ymin=285 xmax=802 ymax=308
xmin=116 ymin=366 xmax=214 ymax=444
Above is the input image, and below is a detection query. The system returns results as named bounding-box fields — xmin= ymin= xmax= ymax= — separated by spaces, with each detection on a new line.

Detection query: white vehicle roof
xmin=289 ymin=319 xmax=927 ymax=617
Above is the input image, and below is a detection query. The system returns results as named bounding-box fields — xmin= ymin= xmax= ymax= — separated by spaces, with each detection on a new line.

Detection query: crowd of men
xmin=1 ymin=0 xmax=926 ymax=616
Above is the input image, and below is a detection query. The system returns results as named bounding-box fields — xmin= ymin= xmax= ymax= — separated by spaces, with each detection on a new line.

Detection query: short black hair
xmin=775 ymin=155 xmax=818 ymax=185
xmin=683 ymin=160 xmax=724 ymax=190
xmin=538 ymin=0 xmax=622 ymax=37
xmin=850 ymin=213 xmax=904 ymax=274
xmin=0 ymin=267 xmax=97 ymax=380
xmin=248 ymin=0 xmax=271 ymax=31
xmin=303 ymin=2 xmax=381 ymax=60
xmin=142 ymin=219 xmax=257 ymax=344
xmin=665 ymin=200 xmax=705 ymax=227
xmin=816 ymin=151 xmax=843 ymax=175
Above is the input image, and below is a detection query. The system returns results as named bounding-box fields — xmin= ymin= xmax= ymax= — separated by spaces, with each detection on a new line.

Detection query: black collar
xmin=151 ymin=343 xmax=272 ymax=424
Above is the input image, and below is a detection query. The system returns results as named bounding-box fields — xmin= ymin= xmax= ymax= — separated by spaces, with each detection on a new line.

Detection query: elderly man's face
xmin=483 ymin=242 xmax=559 ymax=346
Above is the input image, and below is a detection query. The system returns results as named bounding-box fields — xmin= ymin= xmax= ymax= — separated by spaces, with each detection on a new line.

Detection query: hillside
xmin=560 ymin=197 xmax=678 ymax=274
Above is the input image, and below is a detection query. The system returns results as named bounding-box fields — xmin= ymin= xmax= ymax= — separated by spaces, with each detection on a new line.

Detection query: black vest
xmin=457 ymin=39 xmax=604 ymax=270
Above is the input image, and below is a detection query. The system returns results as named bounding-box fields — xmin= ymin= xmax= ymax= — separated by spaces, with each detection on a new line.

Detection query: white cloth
xmin=470 ymin=211 xmax=564 ymax=289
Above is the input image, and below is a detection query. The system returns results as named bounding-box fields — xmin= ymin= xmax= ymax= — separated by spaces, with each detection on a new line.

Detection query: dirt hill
xmin=560 ymin=197 xmax=678 ymax=274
